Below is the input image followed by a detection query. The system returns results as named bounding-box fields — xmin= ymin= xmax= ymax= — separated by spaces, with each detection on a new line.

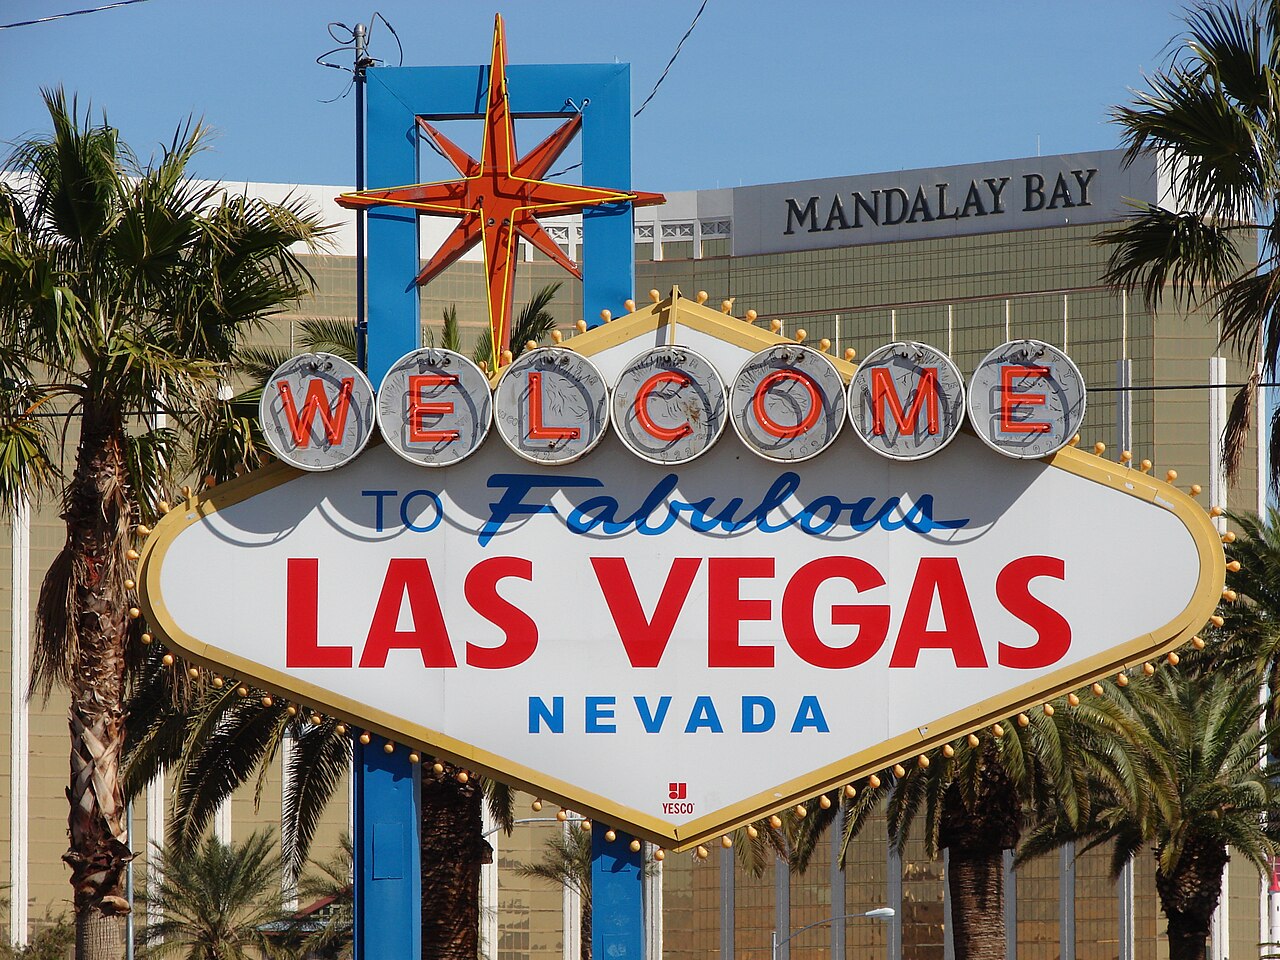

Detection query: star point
xmin=337 ymin=13 xmax=664 ymax=368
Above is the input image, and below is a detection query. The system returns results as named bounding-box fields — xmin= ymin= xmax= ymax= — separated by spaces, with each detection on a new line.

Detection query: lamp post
xmin=771 ymin=907 xmax=895 ymax=960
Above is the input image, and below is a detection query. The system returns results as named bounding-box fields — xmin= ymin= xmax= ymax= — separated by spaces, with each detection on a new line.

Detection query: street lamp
xmin=771 ymin=907 xmax=895 ymax=960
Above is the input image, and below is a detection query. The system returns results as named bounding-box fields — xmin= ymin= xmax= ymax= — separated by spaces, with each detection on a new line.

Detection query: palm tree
xmin=425 ymin=304 xmax=462 ymax=352
xmin=1098 ymin=0 xmax=1280 ymax=481
xmin=0 ymin=88 xmax=327 ymax=958
xmin=472 ymin=282 xmax=562 ymax=368
xmin=515 ymin=826 xmax=593 ymax=960
xmin=1025 ymin=667 xmax=1278 ymax=960
xmin=792 ymin=703 xmax=1089 ymax=960
xmin=282 ymin=834 xmax=353 ymax=960
xmin=123 ymin=594 xmax=515 ymax=960
xmin=136 ymin=830 xmax=286 ymax=959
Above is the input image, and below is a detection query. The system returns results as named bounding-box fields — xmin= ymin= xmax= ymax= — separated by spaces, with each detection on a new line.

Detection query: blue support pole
xmin=354 ymin=68 xmax=422 ymax=960
xmin=355 ymin=59 xmax=644 ymax=960
xmin=592 ymin=829 xmax=646 ymax=960
xmin=353 ymin=737 xmax=421 ymax=960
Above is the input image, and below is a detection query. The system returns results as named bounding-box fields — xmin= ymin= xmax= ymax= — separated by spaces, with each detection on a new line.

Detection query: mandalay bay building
xmin=0 ymin=148 xmax=1269 ymax=959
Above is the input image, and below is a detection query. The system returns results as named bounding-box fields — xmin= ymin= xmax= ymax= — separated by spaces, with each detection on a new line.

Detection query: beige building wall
xmin=0 ymin=191 xmax=1266 ymax=959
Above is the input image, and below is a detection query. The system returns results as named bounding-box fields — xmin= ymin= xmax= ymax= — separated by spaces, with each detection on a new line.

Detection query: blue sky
xmin=1 ymin=1 xmax=1190 ymax=190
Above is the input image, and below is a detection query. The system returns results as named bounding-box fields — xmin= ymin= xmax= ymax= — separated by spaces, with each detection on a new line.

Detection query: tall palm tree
xmin=515 ymin=827 xmax=593 ymax=960
xmin=472 ymin=282 xmax=563 ymax=368
xmin=283 ymin=833 xmax=353 ymax=960
xmin=1098 ymin=0 xmax=1280 ymax=480
xmin=1024 ymin=667 xmax=1278 ymax=960
xmin=0 ymin=88 xmax=327 ymax=958
xmin=792 ymin=702 xmax=1089 ymax=960
xmin=136 ymin=830 xmax=286 ymax=960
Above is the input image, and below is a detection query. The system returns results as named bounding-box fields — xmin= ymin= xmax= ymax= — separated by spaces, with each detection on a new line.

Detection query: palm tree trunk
xmin=420 ymin=760 xmax=492 ymax=960
xmin=53 ymin=419 xmax=134 ymax=957
xmin=1155 ymin=838 xmax=1228 ymax=960
xmin=938 ymin=744 xmax=1020 ymax=960
xmin=946 ymin=845 xmax=1006 ymax=960
xmin=580 ymin=878 xmax=591 ymax=960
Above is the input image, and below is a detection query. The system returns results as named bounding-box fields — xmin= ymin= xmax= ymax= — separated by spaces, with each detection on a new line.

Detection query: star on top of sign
xmin=336 ymin=14 xmax=665 ymax=369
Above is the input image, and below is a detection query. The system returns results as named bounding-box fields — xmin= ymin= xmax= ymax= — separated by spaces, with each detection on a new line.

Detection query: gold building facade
xmin=1 ymin=148 xmax=1267 ymax=958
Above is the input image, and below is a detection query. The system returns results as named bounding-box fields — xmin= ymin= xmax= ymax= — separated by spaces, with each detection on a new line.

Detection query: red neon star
xmin=337 ymin=14 xmax=665 ymax=367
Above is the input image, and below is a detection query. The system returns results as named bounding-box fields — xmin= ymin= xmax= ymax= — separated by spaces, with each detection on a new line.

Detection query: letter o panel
xmin=612 ymin=346 xmax=728 ymax=464
xmin=967 ymin=339 xmax=1086 ymax=459
xmin=377 ymin=348 xmax=493 ymax=467
xmin=493 ymin=347 xmax=610 ymax=465
xmin=847 ymin=341 xmax=966 ymax=461
xmin=729 ymin=344 xmax=846 ymax=462
xmin=259 ymin=352 xmax=377 ymax=472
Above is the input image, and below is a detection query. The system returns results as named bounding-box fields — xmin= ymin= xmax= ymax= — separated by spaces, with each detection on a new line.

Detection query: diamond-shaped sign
xmin=138 ymin=293 xmax=1223 ymax=850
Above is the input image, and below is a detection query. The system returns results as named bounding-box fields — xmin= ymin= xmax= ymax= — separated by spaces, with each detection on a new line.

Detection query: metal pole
xmin=354 ymin=22 xmax=368 ymax=368
xmin=125 ymin=800 xmax=134 ymax=960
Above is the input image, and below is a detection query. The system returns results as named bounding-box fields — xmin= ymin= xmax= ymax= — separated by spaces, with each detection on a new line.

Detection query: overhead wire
xmin=634 ymin=0 xmax=710 ymax=118
xmin=0 ymin=0 xmax=160 ymax=30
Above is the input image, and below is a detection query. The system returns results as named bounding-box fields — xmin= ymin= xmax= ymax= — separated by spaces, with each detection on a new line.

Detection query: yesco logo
xmin=259 ymin=339 xmax=1086 ymax=473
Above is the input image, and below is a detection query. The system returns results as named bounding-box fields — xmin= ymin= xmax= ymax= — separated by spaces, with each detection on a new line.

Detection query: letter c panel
xmin=377 ymin=348 xmax=493 ymax=467
xmin=612 ymin=345 xmax=728 ymax=464
xmin=259 ymin=352 xmax=377 ymax=472
xmin=493 ymin=347 xmax=610 ymax=465
xmin=848 ymin=341 xmax=966 ymax=461
xmin=729 ymin=344 xmax=846 ymax=462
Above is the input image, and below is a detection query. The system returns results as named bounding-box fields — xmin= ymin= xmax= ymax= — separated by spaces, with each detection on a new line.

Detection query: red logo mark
xmin=668 ymin=782 xmax=687 ymax=800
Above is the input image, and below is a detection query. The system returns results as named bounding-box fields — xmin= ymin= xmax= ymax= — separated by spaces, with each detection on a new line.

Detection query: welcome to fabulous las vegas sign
xmin=137 ymin=291 xmax=1224 ymax=850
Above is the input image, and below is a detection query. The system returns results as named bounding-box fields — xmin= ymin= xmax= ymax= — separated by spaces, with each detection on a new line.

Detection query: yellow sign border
xmin=138 ymin=290 xmax=1225 ymax=851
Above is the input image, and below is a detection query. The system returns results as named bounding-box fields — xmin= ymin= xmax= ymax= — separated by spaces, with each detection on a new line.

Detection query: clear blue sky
xmin=1 ymin=0 xmax=1190 ymax=190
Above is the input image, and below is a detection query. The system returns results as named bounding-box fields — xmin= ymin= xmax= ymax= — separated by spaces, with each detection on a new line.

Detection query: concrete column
xmin=642 ymin=843 xmax=663 ymax=960
xmin=214 ymin=798 xmax=231 ymax=844
xmin=146 ymin=772 xmax=165 ymax=933
xmin=1210 ymin=859 xmax=1229 ymax=960
xmin=281 ymin=735 xmax=297 ymax=910
xmin=1210 ymin=357 xmax=1228 ymax=534
xmin=720 ymin=843 xmax=734 ymax=960
xmin=480 ymin=801 xmax=498 ymax=960
xmin=8 ymin=497 xmax=29 ymax=946
xmin=887 ymin=843 xmax=902 ymax=960
xmin=1060 ymin=841 xmax=1075 ymax=960
xmin=1003 ymin=849 xmax=1016 ymax=960
xmin=563 ymin=821 xmax=581 ymax=960
xmin=1118 ymin=857 xmax=1134 ymax=960
xmin=942 ymin=850 xmax=954 ymax=960
xmin=775 ymin=853 xmax=790 ymax=960
xmin=831 ymin=809 xmax=846 ymax=960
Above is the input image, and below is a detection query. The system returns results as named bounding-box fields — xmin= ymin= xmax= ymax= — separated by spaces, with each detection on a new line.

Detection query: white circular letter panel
xmin=493 ymin=347 xmax=610 ymax=465
xmin=967 ymin=339 xmax=1086 ymax=459
xmin=848 ymin=341 xmax=966 ymax=461
xmin=730 ymin=344 xmax=846 ymax=462
xmin=377 ymin=348 xmax=493 ymax=467
xmin=259 ymin=352 xmax=376 ymax=472
xmin=612 ymin=346 xmax=727 ymax=464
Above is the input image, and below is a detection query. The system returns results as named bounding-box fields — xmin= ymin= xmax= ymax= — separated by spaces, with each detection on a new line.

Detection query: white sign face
xmin=259 ymin=353 xmax=377 ymax=472
xmin=968 ymin=340 xmax=1087 ymax=459
xmin=377 ymin=348 xmax=493 ymax=467
xmin=143 ymin=308 xmax=1221 ymax=850
xmin=493 ymin=347 xmax=610 ymax=465
xmin=611 ymin=346 xmax=727 ymax=464
xmin=848 ymin=342 xmax=966 ymax=461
